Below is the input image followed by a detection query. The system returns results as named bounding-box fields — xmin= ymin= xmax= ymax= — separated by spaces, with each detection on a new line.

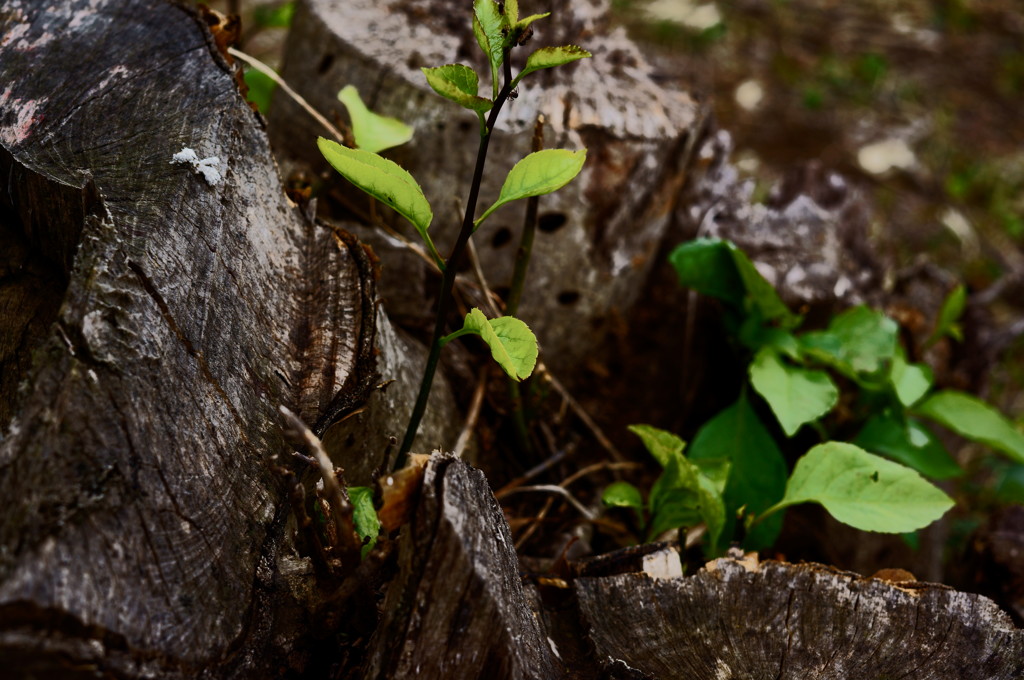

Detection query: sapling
xmin=318 ymin=0 xmax=591 ymax=469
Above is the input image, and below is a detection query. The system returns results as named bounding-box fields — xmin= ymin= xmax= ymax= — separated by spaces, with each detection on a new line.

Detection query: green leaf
xmin=628 ymin=424 xmax=685 ymax=469
xmin=253 ymin=1 xmax=295 ymax=28
xmin=668 ymin=238 xmax=796 ymax=325
xmin=475 ymin=149 xmax=587 ymax=227
xmin=799 ymin=306 xmax=898 ymax=380
xmin=689 ymin=394 xmax=788 ymax=550
xmin=668 ymin=238 xmax=744 ymax=305
xmin=337 ymin=86 xmax=414 ymax=153
xmin=728 ymin=246 xmax=795 ymax=324
xmin=890 ymin=350 xmax=933 ymax=407
xmin=473 ymin=0 xmax=507 ymax=97
xmin=927 ymin=284 xmax=966 ymax=346
xmin=767 ymin=442 xmax=954 ymax=533
xmin=317 ymin=138 xmax=438 ymax=263
xmin=648 ymin=456 xmax=725 ymax=548
xmin=854 ymin=413 xmax=962 ymax=479
xmin=692 ymin=458 xmax=731 ymax=495
xmin=514 ymin=45 xmax=592 ymax=84
xmin=504 ymin=0 xmax=519 ymax=23
xmin=749 ymin=348 xmax=839 ymax=436
xmin=602 ymin=481 xmax=644 ymax=512
xmin=349 ymin=486 xmax=380 ymax=557
xmin=513 ymin=12 xmax=550 ymax=35
xmin=995 ymin=462 xmax=1024 ymax=504
xmin=914 ymin=390 xmax=1024 ymax=464
xmin=243 ymin=68 xmax=277 ymax=114
xmin=738 ymin=318 xmax=801 ymax=359
xmin=421 ymin=65 xmax=493 ymax=113
xmin=458 ymin=308 xmax=538 ymax=381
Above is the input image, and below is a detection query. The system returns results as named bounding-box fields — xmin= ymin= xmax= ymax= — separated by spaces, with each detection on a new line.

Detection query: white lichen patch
xmin=171 ymin=146 xmax=224 ymax=186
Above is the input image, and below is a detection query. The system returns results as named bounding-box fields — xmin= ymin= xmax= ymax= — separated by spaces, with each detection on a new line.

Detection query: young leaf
xmin=854 ymin=413 xmax=962 ymax=479
xmin=648 ymin=456 xmax=725 ymax=547
xmin=738 ymin=317 xmax=801 ymax=359
xmin=349 ymin=486 xmax=381 ymax=557
xmin=688 ymin=394 xmax=788 ymax=550
xmin=889 ymin=350 xmax=933 ymax=407
xmin=513 ymin=12 xmax=550 ymax=36
xmin=668 ymin=238 xmax=744 ymax=305
xmin=514 ymin=45 xmax=592 ymax=84
xmin=602 ymin=481 xmax=644 ymax=512
xmin=473 ymin=0 xmax=507 ymax=97
xmin=337 ymin=86 xmax=414 ymax=154
xmin=914 ymin=390 xmax=1024 ymax=464
xmin=243 ymin=68 xmax=277 ymax=114
xmin=799 ymin=306 xmax=898 ymax=380
xmin=668 ymin=238 xmax=796 ymax=325
xmin=926 ymin=283 xmax=966 ymax=346
xmin=421 ymin=65 xmax=493 ymax=113
xmin=317 ymin=138 xmax=440 ymax=265
xmin=749 ymin=348 xmax=839 ymax=436
xmin=475 ymin=149 xmax=586 ymax=227
xmin=628 ymin=424 xmax=686 ymax=468
xmin=728 ymin=246 xmax=797 ymax=325
xmin=458 ymin=308 xmax=538 ymax=381
xmin=504 ymin=0 xmax=519 ymax=23
xmin=766 ymin=442 xmax=954 ymax=533
xmin=692 ymin=458 xmax=731 ymax=495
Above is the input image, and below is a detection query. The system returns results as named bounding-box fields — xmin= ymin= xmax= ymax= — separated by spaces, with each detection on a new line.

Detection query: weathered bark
xmin=0 ymin=0 xmax=456 ymax=675
xmin=269 ymin=0 xmax=699 ymax=371
xmin=362 ymin=454 xmax=560 ymax=680
xmin=575 ymin=559 xmax=1024 ymax=679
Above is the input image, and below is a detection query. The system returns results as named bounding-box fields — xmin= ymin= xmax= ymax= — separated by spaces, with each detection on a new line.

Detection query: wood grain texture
xmin=575 ymin=558 xmax=1024 ymax=680
xmin=363 ymin=455 xmax=561 ymax=680
xmin=0 ymin=1 xmax=452 ymax=675
xmin=269 ymin=0 xmax=699 ymax=370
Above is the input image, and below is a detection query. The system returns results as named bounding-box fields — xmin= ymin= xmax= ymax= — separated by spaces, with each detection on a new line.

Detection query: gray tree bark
xmin=0 ymin=0 xmax=455 ymax=675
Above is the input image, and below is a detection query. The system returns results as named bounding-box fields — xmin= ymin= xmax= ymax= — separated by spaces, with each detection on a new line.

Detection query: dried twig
xmin=279 ymin=405 xmax=362 ymax=570
xmin=227 ymin=47 xmax=345 ymax=143
xmin=453 ymin=369 xmax=488 ymax=459
xmin=538 ymin=363 xmax=626 ymax=462
xmin=501 ymin=485 xmax=596 ymax=520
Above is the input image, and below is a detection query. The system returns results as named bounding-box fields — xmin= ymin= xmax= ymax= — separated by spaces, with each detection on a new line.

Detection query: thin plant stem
xmin=505 ymin=115 xmax=546 ymax=457
xmin=396 ymin=53 xmax=517 ymax=469
xmin=506 ymin=115 xmax=545 ymax=315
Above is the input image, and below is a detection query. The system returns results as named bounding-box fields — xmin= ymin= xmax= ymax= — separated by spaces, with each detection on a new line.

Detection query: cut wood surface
xmin=0 ymin=0 xmax=455 ymax=675
xmin=576 ymin=559 xmax=1024 ymax=679
xmin=270 ymin=0 xmax=699 ymax=370
xmin=363 ymin=454 xmax=560 ymax=680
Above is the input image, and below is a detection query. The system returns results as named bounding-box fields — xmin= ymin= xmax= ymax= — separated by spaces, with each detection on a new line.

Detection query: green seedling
xmin=318 ymin=0 xmax=591 ymax=469
xmin=604 ymin=238 xmax=1023 ymax=555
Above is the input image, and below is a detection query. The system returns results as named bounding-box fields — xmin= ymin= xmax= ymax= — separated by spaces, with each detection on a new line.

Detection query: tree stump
xmin=0 ymin=0 xmax=455 ymax=675
xmin=353 ymin=455 xmax=1024 ymax=679
xmin=269 ymin=0 xmax=699 ymax=371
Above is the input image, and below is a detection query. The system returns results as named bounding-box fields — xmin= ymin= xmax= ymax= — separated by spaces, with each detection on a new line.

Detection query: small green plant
xmin=605 ymin=237 xmax=1024 ymax=555
xmin=317 ymin=0 xmax=591 ymax=469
